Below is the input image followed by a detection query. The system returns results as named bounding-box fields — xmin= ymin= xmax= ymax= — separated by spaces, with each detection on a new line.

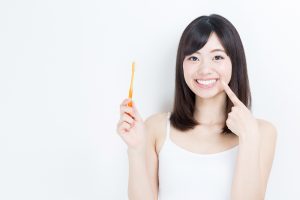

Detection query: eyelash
xmin=213 ymin=55 xmax=224 ymax=60
xmin=187 ymin=55 xmax=224 ymax=61
xmin=187 ymin=56 xmax=199 ymax=61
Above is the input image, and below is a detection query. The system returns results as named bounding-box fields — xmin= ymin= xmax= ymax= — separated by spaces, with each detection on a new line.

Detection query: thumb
xmin=132 ymin=101 xmax=142 ymax=121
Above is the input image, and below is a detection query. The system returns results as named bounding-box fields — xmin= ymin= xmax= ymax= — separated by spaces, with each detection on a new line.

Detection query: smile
xmin=194 ymin=79 xmax=218 ymax=89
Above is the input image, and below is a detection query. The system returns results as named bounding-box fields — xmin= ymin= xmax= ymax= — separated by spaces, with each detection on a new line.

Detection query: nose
xmin=196 ymin=57 xmax=213 ymax=74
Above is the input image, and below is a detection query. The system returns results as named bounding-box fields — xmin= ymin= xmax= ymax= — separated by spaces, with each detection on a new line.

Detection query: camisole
xmin=158 ymin=112 xmax=239 ymax=200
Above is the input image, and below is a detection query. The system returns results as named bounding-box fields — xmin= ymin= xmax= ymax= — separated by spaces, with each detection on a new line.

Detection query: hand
xmin=221 ymin=80 xmax=260 ymax=142
xmin=116 ymin=98 xmax=146 ymax=151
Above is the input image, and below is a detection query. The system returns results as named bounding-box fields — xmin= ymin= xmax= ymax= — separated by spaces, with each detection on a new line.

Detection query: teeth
xmin=196 ymin=79 xmax=217 ymax=85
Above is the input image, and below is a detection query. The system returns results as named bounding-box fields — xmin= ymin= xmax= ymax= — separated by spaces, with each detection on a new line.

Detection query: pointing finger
xmin=221 ymin=80 xmax=243 ymax=106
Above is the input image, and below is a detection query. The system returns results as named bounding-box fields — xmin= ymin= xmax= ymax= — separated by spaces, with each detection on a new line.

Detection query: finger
xmin=132 ymin=101 xmax=142 ymax=121
xmin=120 ymin=98 xmax=132 ymax=106
xmin=119 ymin=121 xmax=131 ymax=133
xmin=116 ymin=121 xmax=127 ymax=135
xmin=121 ymin=113 xmax=134 ymax=125
xmin=225 ymin=118 xmax=233 ymax=130
xmin=220 ymin=80 xmax=242 ymax=106
xmin=126 ymin=98 xmax=133 ymax=107
xmin=120 ymin=99 xmax=133 ymax=112
xmin=116 ymin=121 xmax=125 ymax=135
xmin=120 ymin=106 xmax=134 ymax=117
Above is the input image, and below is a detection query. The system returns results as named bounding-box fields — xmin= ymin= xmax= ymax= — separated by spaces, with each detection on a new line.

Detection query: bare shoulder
xmin=256 ymin=118 xmax=278 ymax=143
xmin=144 ymin=112 xmax=168 ymax=130
xmin=144 ymin=112 xmax=169 ymax=152
xmin=256 ymin=118 xmax=277 ymax=151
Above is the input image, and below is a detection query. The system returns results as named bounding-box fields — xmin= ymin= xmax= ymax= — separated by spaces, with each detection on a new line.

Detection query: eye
xmin=213 ymin=55 xmax=224 ymax=61
xmin=187 ymin=56 xmax=199 ymax=61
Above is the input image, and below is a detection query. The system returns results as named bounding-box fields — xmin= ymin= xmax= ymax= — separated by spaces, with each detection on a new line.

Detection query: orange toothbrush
xmin=128 ymin=62 xmax=135 ymax=107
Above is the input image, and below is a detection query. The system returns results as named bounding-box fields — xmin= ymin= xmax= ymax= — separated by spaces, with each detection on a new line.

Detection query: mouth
xmin=194 ymin=78 xmax=219 ymax=89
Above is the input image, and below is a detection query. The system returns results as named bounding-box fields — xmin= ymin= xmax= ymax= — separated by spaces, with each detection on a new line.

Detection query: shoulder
xmin=256 ymin=118 xmax=277 ymax=143
xmin=144 ymin=112 xmax=169 ymax=131
xmin=144 ymin=112 xmax=169 ymax=151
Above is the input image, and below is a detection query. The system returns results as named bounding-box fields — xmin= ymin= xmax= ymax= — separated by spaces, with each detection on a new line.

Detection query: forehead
xmin=197 ymin=32 xmax=225 ymax=53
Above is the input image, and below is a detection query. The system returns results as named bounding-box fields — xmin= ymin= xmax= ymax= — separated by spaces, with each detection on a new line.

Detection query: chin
xmin=194 ymin=87 xmax=224 ymax=99
xmin=195 ymin=92 xmax=218 ymax=99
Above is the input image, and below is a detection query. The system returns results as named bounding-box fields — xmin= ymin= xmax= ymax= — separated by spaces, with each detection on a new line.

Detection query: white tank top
xmin=158 ymin=112 xmax=239 ymax=200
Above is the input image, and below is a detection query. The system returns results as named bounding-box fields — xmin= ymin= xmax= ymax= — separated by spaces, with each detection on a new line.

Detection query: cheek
xmin=183 ymin=62 xmax=195 ymax=79
xmin=183 ymin=61 xmax=194 ymax=73
xmin=217 ymin=62 xmax=232 ymax=83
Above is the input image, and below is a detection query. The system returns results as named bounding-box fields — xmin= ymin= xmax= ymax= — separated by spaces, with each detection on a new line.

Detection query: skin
xmin=183 ymin=32 xmax=232 ymax=127
xmin=117 ymin=32 xmax=277 ymax=200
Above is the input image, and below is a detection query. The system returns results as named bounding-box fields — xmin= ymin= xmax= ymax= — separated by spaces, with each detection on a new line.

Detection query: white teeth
xmin=196 ymin=79 xmax=217 ymax=85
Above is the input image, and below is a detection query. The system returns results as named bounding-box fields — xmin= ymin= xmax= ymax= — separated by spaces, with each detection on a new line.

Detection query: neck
xmin=193 ymin=92 xmax=227 ymax=126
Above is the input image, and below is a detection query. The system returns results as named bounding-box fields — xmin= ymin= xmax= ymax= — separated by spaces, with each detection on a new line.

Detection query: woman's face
xmin=183 ymin=32 xmax=232 ymax=99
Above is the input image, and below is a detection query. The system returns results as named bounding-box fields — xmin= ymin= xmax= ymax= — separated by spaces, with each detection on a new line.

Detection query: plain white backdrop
xmin=0 ymin=0 xmax=299 ymax=199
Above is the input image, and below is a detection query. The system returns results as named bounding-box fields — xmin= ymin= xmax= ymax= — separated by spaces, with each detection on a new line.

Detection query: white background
xmin=0 ymin=0 xmax=299 ymax=199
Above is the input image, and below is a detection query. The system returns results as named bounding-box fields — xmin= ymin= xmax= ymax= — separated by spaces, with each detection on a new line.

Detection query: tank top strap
xmin=166 ymin=112 xmax=171 ymax=138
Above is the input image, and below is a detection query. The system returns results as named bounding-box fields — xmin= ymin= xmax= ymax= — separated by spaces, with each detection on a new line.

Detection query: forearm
xmin=231 ymin=135 xmax=263 ymax=200
xmin=127 ymin=149 xmax=154 ymax=200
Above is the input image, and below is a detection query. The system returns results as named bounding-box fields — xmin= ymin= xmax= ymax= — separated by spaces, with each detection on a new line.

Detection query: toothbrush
xmin=128 ymin=62 xmax=135 ymax=107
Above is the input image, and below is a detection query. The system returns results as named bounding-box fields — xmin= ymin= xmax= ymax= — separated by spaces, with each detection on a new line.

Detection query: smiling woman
xmin=172 ymin=15 xmax=251 ymax=133
xmin=117 ymin=14 xmax=277 ymax=200
xmin=183 ymin=33 xmax=232 ymax=97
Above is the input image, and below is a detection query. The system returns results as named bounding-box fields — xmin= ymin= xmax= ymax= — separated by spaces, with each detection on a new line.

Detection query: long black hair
xmin=170 ymin=14 xmax=251 ymax=134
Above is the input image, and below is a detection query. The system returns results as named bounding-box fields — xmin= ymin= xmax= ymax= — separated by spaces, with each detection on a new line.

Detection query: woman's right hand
xmin=117 ymin=98 xmax=146 ymax=152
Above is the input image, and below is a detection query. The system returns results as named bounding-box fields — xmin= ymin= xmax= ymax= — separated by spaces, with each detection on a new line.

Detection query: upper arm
xmin=144 ymin=113 xmax=165 ymax=200
xmin=258 ymin=119 xmax=277 ymax=195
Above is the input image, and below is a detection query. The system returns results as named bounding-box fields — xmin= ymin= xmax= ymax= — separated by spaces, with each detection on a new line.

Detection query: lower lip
xmin=194 ymin=79 xmax=218 ymax=89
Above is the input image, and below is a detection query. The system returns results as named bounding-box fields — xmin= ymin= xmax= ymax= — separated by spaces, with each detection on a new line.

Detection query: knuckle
xmin=125 ymin=110 xmax=134 ymax=117
xmin=124 ymin=112 xmax=132 ymax=119
xmin=123 ymin=115 xmax=130 ymax=122
xmin=120 ymin=121 xmax=126 ymax=128
xmin=121 ymin=115 xmax=128 ymax=122
xmin=123 ymin=123 xmax=129 ymax=129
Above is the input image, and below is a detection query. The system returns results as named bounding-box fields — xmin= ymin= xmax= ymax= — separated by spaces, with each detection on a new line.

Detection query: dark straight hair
xmin=170 ymin=14 xmax=251 ymax=134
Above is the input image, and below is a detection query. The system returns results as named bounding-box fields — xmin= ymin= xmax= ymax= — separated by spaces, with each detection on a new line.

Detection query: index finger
xmin=221 ymin=80 xmax=242 ymax=106
xmin=121 ymin=98 xmax=132 ymax=106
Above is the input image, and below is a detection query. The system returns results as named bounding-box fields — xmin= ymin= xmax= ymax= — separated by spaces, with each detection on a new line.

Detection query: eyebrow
xmin=194 ymin=49 xmax=226 ymax=54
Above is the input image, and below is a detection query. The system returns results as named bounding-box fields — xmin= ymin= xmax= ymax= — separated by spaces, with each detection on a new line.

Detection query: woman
xmin=117 ymin=14 xmax=277 ymax=200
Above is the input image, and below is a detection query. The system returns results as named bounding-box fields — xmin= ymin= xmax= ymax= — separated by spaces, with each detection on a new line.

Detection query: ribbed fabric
xmin=158 ymin=112 xmax=239 ymax=200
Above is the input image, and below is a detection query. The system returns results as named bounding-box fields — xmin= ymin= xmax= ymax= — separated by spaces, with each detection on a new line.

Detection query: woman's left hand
xmin=221 ymin=80 xmax=260 ymax=143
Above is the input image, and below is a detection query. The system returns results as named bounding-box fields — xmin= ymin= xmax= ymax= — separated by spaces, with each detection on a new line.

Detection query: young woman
xmin=117 ymin=14 xmax=277 ymax=200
